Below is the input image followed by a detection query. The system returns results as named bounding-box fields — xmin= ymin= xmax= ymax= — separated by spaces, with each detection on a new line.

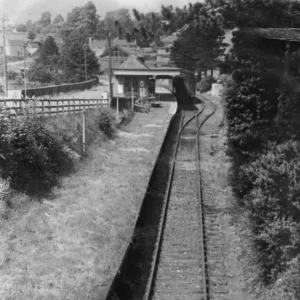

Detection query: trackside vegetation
xmin=222 ymin=1 xmax=300 ymax=299
xmin=0 ymin=108 xmax=115 ymax=196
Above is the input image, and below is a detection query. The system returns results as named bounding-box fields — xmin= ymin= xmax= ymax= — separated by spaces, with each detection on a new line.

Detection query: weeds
xmin=0 ymin=107 xmax=116 ymax=196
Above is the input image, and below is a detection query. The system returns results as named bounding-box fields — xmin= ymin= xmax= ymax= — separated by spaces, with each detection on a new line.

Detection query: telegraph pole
xmin=83 ymin=44 xmax=88 ymax=81
xmin=23 ymin=43 xmax=27 ymax=100
xmin=2 ymin=17 xmax=8 ymax=98
xmin=108 ymin=32 xmax=112 ymax=104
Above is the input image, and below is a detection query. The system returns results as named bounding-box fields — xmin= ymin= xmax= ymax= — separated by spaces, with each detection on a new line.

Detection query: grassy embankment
xmin=0 ymin=103 xmax=174 ymax=299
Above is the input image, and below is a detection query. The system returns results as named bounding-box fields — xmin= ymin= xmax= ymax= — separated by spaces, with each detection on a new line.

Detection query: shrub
xmin=197 ymin=75 xmax=216 ymax=93
xmin=28 ymin=64 xmax=55 ymax=83
xmin=243 ymin=141 xmax=300 ymax=283
xmin=266 ymin=255 xmax=300 ymax=300
xmin=97 ymin=109 xmax=115 ymax=138
xmin=7 ymin=70 xmax=18 ymax=80
xmin=0 ymin=113 xmax=74 ymax=195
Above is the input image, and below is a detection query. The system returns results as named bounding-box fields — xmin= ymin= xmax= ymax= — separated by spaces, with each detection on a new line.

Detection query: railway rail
xmin=105 ymin=95 xmax=224 ymax=300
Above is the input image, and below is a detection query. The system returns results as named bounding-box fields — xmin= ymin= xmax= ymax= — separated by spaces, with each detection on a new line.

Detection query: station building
xmin=112 ymin=54 xmax=195 ymax=102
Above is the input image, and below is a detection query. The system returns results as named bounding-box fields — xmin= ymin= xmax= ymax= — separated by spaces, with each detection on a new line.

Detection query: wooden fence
xmin=0 ymin=98 xmax=109 ymax=116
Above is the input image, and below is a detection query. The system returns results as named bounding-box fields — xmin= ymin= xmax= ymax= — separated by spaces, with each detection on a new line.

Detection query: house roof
xmin=241 ymin=28 xmax=300 ymax=42
xmin=91 ymin=39 xmax=107 ymax=49
xmin=27 ymin=42 xmax=39 ymax=49
xmin=117 ymin=55 xmax=149 ymax=70
xmin=7 ymin=39 xmax=25 ymax=46
xmin=161 ymin=35 xmax=177 ymax=44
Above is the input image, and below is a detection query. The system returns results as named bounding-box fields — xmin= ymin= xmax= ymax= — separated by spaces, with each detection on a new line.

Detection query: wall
xmin=22 ymin=78 xmax=98 ymax=98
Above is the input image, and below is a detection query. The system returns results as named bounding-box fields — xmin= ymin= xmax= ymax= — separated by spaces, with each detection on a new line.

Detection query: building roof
xmin=117 ymin=55 xmax=149 ymax=70
xmin=91 ymin=39 xmax=107 ymax=49
xmin=7 ymin=39 xmax=25 ymax=46
xmin=241 ymin=28 xmax=300 ymax=42
xmin=161 ymin=35 xmax=177 ymax=44
xmin=27 ymin=42 xmax=39 ymax=49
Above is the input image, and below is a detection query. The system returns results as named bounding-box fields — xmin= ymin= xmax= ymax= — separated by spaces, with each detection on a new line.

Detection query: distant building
xmin=5 ymin=39 xmax=26 ymax=56
xmin=26 ymin=42 xmax=39 ymax=56
xmin=93 ymin=35 xmax=178 ymax=73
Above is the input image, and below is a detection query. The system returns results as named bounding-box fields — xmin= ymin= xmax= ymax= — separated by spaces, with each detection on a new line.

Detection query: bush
xmin=0 ymin=107 xmax=116 ymax=196
xmin=28 ymin=64 xmax=55 ymax=83
xmin=266 ymin=255 xmax=300 ymax=300
xmin=243 ymin=141 xmax=300 ymax=283
xmin=97 ymin=109 xmax=115 ymax=138
xmin=0 ymin=112 xmax=74 ymax=195
xmin=197 ymin=75 xmax=216 ymax=93
xmin=7 ymin=70 xmax=18 ymax=80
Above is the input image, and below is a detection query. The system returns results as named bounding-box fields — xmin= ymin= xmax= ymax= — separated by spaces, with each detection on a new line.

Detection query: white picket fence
xmin=0 ymin=98 xmax=109 ymax=116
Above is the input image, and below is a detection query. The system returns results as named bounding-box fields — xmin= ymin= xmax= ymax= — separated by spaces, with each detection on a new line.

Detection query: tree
xmin=16 ymin=24 xmax=27 ymax=32
xmin=131 ymin=10 xmax=163 ymax=46
xmin=170 ymin=5 xmax=225 ymax=73
xmin=27 ymin=31 xmax=36 ymax=41
xmin=52 ymin=14 xmax=64 ymax=25
xmin=28 ymin=35 xmax=60 ymax=83
xmin=104 ymin=9 xmax=133 ymax=40
xmin=39 ymin=11 xmax=51 ymax=27
xmin=60 ymin=32 xmax=99 ymax=83
xmin=61 ymin=1 xmax=100 ymax=39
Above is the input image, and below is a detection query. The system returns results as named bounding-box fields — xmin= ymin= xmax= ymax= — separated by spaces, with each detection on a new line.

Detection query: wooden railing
xmin=0 ymin=98 xmax=109 ymax=116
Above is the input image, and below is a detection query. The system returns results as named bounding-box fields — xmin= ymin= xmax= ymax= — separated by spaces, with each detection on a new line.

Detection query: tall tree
xmin=60 ymin=32 xmax=99 ymax=83
xmin=171 ymin=6 xmax=225 ymax=73
xmin=61 ymin=1 xmax=99 ymax=39
xmin=52 ymin=14 xmax=64 ymax=25
xmin=104 ymin=9 xmax=133 ymax=40
xmin=39 ymin=11 xmax=51 ymax=27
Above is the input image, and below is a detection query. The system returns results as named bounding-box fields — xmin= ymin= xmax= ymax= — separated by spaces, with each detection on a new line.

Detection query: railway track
xmin=105 ymin=96 xmax=225 ymax=300
xmin=144 ymin=96 xmax=219 ymax=300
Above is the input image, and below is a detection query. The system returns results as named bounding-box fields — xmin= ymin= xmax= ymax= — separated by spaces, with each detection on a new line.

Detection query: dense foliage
xmin=0 ymin=108 xmax=115 ymax=196
xmin=169 ymin=3 xmax=225 ymax=73
xmin=222 ymin=0 xmax=300 ymax=297
xmin=59 ymin=32 xmax=99 ymax=83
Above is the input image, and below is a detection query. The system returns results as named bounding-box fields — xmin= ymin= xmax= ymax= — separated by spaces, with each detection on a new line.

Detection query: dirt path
xmin=199 ymin=92 xmax=248 ymax=300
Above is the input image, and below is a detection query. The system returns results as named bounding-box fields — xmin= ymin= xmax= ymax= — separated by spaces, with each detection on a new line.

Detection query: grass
xmin=0 ymin=104 xmax=173 ymax=300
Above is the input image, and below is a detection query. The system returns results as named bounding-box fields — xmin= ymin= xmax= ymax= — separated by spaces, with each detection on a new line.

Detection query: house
xmin=99 ymin=40 xmax=143 ymax=72
xmin=88 ymin=38 xmax=107 ymax=57
xmin=26 ymin=42 xmax=39 ymax=56
xmin=5 ymin=39 xmax=26 ymax=56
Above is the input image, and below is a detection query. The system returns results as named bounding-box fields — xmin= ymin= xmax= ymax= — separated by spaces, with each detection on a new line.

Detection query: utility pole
xmin=108 ymin=32 xmax=112 ymax=104
xmin=23 ymin=43 xmax=27 ymax=100
xmin=83 ymin=44 xmax=88 ymax=81
xmin=2 ymin=17 xmax=8 ymax=98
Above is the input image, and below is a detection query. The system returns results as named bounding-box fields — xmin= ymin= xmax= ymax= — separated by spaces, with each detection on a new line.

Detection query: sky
xmin=1 ymin=0 xmax=201 ymax=25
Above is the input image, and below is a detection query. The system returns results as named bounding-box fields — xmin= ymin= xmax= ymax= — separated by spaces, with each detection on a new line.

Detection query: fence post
xmin=56 ymin=99 xmax=59 ymax=116
xmin=49 ymin=99 xmax=51 ymax=116
xmin=82 ymin=109 xmax=86 ymax=156
xmin=132 ymin=87 xmax=134 ymax=110
xmin=116 ymin=94 xmax=119 ymax=122
xmin=42 ymin=99 xmax=44 ymax=116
